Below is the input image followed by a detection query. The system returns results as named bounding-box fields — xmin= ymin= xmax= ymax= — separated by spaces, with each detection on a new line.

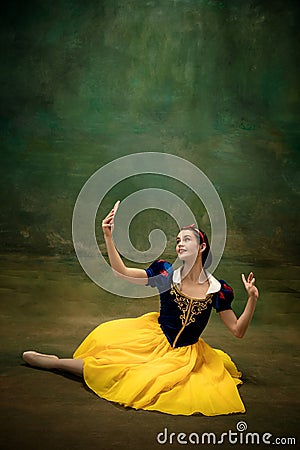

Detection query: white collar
xmin=173 ymin=266 xmax=221 ymax=294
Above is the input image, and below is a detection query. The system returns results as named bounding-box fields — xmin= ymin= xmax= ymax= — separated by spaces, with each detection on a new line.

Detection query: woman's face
xmin=176 ymin=230 xmax=201 ymax=262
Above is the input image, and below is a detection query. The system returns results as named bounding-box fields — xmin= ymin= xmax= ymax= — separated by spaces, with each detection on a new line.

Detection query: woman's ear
xmin=198 ymin=243 xmax=206 ymax=254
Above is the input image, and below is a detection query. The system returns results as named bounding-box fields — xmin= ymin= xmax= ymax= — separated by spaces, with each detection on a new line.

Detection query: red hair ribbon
xmin=182 ymin=224 xmax=205 ymax=243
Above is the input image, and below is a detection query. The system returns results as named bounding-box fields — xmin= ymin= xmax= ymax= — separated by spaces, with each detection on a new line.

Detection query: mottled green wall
xmin=1 ymin=0 xmax=299 ymax=263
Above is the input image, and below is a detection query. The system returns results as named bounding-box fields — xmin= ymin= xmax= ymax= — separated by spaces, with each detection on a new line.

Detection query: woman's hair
xmin=180 ymin=225 xmax=212 ymax=268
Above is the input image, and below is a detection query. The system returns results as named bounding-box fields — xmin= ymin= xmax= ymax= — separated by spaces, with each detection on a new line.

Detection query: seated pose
xmin=23 ymin=201 xmax=259 ymax=416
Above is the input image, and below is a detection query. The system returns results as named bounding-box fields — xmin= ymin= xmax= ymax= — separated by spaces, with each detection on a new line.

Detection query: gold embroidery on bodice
xmin=170 ymin=284 xmax=213 ymax=348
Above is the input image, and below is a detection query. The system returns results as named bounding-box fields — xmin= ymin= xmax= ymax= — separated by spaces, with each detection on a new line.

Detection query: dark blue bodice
xmin=146 ymin=260 xmax=234 ymax=348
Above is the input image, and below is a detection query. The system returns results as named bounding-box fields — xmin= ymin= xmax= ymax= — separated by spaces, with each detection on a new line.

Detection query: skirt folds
xmin=73 ymin=312 xmax=245 ymax=416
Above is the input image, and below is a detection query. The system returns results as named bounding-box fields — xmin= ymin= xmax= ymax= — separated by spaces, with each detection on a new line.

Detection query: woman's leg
xmin=22 ymin=351 xmax=83 ymax=377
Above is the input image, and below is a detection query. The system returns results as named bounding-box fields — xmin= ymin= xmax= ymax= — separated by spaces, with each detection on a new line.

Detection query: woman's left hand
xmin=241 ymin=272 xmax=259 ymax=300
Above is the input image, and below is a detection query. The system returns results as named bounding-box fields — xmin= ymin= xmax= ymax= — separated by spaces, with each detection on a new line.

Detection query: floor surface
xmin=1 ymin=255 xmax=299 ymax=449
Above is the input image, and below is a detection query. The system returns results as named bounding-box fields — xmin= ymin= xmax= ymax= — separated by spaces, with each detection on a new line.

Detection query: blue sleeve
xmin=213 ymin=280 xmax=234 ymax=312
xmin=145 ymin=260 xmax=173 ymax=291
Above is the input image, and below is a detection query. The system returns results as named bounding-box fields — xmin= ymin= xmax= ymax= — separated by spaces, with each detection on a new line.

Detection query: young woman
xmin=22 ymin=200 xmax=259 ymax=416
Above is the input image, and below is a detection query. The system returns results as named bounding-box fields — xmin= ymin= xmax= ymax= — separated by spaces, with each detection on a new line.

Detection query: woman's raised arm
xmin=219 ymin=272 xmax=259 ymax=339
xmin=102 ymin=201 xmax=148 ymax=285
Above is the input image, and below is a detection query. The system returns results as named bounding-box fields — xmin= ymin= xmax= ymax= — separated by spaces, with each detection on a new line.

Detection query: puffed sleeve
xmin=145 ymin=260 xmax=173 ymax=291
xmin=212 ymin=280 xmax=234 ymax=312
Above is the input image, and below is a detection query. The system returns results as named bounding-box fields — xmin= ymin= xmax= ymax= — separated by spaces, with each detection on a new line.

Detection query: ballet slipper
xmin=22 ymin=351 xmax=59 ymax=370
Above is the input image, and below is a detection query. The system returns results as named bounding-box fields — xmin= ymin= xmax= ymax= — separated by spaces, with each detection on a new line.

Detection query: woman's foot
xmin=22 ymin=351 xmax=59 ymax=370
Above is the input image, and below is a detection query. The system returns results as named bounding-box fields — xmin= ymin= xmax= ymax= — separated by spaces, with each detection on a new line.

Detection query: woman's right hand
xmin=101 ymin=199 xmax=148 ymax=285
xmin=102 ymin=200 xmax=120 ymax=239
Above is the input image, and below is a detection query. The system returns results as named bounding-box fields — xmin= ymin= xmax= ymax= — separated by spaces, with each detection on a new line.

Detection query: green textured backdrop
xmin=1 ymin=0 xmax=299 ymax=263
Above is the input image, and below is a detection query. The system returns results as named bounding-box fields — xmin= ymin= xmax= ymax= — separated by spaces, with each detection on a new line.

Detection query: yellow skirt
xmin=73 ymin=312 xmax=245 ymax=416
